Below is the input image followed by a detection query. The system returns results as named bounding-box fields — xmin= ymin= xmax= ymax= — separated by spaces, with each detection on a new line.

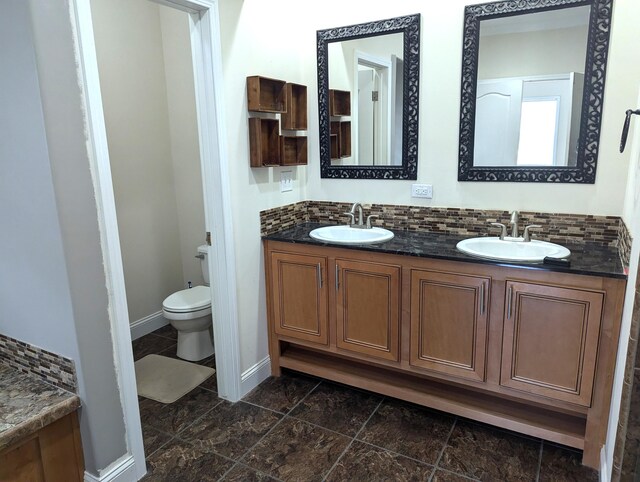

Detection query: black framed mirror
xmin=458 ymin=0 xmax=613 ymax=183
xmin=317 ymin=14 xmax=421 ymax=179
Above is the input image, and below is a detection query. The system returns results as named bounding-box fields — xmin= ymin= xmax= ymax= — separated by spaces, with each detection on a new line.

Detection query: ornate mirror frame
xmin=317 ymin=14 xmax=421 ymax=180
xmin=458 ymin=0 xmax=613 ymax=183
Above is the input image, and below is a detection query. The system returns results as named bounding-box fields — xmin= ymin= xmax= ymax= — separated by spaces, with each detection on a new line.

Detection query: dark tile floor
xmin=134 ymin=327 xmax=599 ymax=481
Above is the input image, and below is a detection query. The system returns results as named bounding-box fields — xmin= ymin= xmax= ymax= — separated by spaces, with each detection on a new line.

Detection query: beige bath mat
xmin=135 ymin=354 xmax=215 ymax=404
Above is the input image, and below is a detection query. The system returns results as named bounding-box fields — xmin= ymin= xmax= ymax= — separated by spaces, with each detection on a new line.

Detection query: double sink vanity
xmin=260 ymin=0 xmax=621 ymax=471
xmin=262 ymin=205 xmax=626 ymax=469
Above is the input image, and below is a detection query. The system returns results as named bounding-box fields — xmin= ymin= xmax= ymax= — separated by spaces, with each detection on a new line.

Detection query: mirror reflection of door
xmin=358 ymin=68 xmax=376 ymax=163
xmin=473 ymin=5 xmax=590 ymax=168
xmin=327 ymin=33 xmax=404 ymax=166
xmin=356 ymin=53 xmax=391 ymax=165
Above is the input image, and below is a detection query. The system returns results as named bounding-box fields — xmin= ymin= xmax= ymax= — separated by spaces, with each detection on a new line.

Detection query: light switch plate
xmin=280 ymin=170 xmax=293 ymax=192
xmin=411 ymin=183 xmax=433 ymax=199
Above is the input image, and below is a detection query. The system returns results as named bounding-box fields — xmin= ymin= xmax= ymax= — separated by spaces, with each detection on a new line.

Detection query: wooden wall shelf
xmin=281 ymin=83 xmax=308 ymax=130
xmin=281 ymin=136 xmax=308 ymax=166
xmin=247 ymin=76 xmax=308 ymax=168
xmin=247 ymin=76 xmax=287 ymax=113
xmin=340 ymin=121 xmax=351 ymax=158
xmin=329 ymin=89 xmax=351 ymax=116
xmin=249 ymin=118 xmax=280 ymax=167
xmin=329 ymin=121 xmax=351 ymax=159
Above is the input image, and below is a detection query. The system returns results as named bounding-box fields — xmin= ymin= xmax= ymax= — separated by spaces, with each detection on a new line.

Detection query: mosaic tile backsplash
xmin=0 ymin=333 xmax=77 ymax=393
xmin=261 ymin=201 xmax=629 ymax=256
xmin=619 ymin=219 xmax=632 ymax=268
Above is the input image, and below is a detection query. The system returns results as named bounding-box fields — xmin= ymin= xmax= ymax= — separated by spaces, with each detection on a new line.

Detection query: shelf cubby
xmin=330 ymin=122 xmax=341 ymax=159
xmin=329 ymin=89 xmax=351 ymax=116
xmin=281 ymin=136 xmax=308 ymax=166
xmin=247 ymin=76 xmax=287 ymax=113
xmin=249 ymin=118 xmax=280 ymax=167
xmin=340 ymin=121 xmax=351 ymax=158
xmin=281 ymin=83 xmax=308 ymax=130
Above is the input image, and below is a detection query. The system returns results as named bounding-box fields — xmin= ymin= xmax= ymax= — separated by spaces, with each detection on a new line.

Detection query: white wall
xmin=218 ymin=0 xmax=640 ymax=376
xmin=606 ymin=85 xmax=640 ymax=479
xmin=160 ymin=6 xmax=206 ymax=288
xmin=0 ymin=0 xmax=80 ymax=362
xmin=218 ymin=0 xmax=310 ymax=372
xmin=478 ymin=26 xmax=588 ymax=80
xmin=92 ymin=0 xmax=205 ymax=323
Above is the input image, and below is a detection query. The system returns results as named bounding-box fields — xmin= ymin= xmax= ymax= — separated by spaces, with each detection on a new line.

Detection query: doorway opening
xmin=72 ymin=0 xmax=241 ymax=477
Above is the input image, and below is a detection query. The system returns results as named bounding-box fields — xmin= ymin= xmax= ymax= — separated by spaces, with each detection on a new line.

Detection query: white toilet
xmin=162 ymin=245 xmax=214 ymax=361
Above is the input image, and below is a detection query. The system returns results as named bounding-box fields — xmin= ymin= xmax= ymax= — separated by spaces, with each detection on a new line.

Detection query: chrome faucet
xmin=489 ymin=211 xmax=542 ymax=242
xmin=509 ymin=210 xmax=520 ymax=238
xmin=344 ymin=202 xmax=378 ymax=229
xmin=351 ymin=203 xmax=364 ymax=227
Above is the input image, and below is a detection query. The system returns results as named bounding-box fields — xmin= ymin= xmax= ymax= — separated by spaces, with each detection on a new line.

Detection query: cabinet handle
xmin=335 ymin=264 xmax=340 ymax=290
xmin=507 ymin=285 xmax=513 ymax=319
xmin=317 ymin=263 xmax=322 ymax=288
xmin=480 ymin=282 xmax=485 ymax=315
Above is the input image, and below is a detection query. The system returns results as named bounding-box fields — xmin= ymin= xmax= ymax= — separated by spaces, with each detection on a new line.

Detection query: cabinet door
xmin=501 ymin=281 xmax=603 ymax=406
xmin=335 ymin=259 xmax=401 ymax=361
xmin=0 ymin=437 xmax=45 ymax=482
xmin=410 ymin=269 xmax=489 ymax=382
xmin=271 ymin=252 xmax=328 ymax=345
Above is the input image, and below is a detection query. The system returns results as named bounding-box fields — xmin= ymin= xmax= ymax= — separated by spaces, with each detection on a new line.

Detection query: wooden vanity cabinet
xmin=410 ymin=269 xmax=489 ymax=382
xmin=0 ymin=411 xmax=84 ymax=482
xmin=269 ymin=251 xmax=328 ymax=345
xmin=335 ymin=259 xmax=401 ymax=361
xmin=263 ymin=240 xmax=626 ymax=469
xmin=500 ymin=281 xmax=604 ymax=407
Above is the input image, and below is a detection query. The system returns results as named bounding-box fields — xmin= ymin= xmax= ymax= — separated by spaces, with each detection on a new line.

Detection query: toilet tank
xmin=197 ymin=245 xmax=210 ymax=286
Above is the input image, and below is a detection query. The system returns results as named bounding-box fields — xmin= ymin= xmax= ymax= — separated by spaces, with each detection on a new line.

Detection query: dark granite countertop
xmin=263 ymin=223 xmax=627 ymax=279
xmin=0 ymin=364 xmax=80 ymax=452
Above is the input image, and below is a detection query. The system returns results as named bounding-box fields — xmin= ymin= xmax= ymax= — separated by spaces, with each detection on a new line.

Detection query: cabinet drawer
xmin=500 ymin=281 xmax=603 ymax=406
xmin=270 ymin=251 xmax=329 ymax=345
xmin=410 ymin=269 xmax=490 ymax=382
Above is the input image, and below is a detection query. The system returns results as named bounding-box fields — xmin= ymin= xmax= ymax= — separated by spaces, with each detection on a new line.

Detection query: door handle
xmin=480 ymin=282 xmax=485 ymax=315
xmin=335 ymin=264 xmax=340 ymax=291
xmin=507 ymin=285 xmax=513 ymax=319
xmin=317 ymin=263 xmax=323 ymax=288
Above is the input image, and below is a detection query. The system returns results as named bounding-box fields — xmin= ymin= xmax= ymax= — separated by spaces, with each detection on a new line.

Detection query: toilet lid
xmin=163 ymin=286 xmax=211 ymax=313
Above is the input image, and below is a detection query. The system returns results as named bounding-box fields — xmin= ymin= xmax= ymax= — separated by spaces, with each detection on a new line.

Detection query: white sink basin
xmin=456 ymin=236 xmax=570 ymax=262
xmin=309 ymin=225 xmax=394 ymax=245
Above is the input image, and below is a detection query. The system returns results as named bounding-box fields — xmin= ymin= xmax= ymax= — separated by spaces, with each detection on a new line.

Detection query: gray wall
xmin=0 ymin=0 xmax=79 ymax=362
xmin=0 ymin=0 xmax=128 ymax=475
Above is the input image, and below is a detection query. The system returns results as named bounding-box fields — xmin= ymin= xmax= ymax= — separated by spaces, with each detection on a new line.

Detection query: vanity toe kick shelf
xmin=279 ymin=345 xmax=587 ymax=450
xmin=263 ymin=230 xmax=626 ymax=469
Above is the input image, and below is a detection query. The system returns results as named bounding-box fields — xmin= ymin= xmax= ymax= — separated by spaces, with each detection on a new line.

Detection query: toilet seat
xmin=162 ymin=306 xmax=211 ymax=321
xmin=163 ymin=285 xmax=210 ymax=313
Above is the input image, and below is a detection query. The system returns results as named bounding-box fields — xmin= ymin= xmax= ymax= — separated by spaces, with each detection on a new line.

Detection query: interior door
xmin=474 ymin=79 xmax=523 ymax=166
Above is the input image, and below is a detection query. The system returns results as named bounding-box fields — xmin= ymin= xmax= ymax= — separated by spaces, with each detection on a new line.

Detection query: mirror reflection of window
xmin=473 ymin=5 xmax=590 ymax=168
xmin=328 ymin=33 xmax=403 ymax=167
xmin=517 ymin=98 xmax=560 ymax=166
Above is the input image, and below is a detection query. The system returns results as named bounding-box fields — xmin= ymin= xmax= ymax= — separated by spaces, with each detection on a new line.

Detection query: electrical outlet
xmin=280 ymin=170 xmax=293 ymax=192
xmin=411 ymin=183 xmax=433 ymax=199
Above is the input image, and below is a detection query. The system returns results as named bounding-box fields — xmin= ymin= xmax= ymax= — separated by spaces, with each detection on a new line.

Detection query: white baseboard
xmin=84 ymin=455 xmax=138 ymax=482
xmin=600 ymin=445 xmax=609 ymax=482
xmin=240 ymin=356 xmax=271 ymax=398
xmin=130 ymin=311 xmax=168 ymax=340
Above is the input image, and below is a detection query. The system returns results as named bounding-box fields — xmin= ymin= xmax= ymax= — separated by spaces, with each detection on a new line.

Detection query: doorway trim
xmin=70 ymin=0 xmax=241 ymax=479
